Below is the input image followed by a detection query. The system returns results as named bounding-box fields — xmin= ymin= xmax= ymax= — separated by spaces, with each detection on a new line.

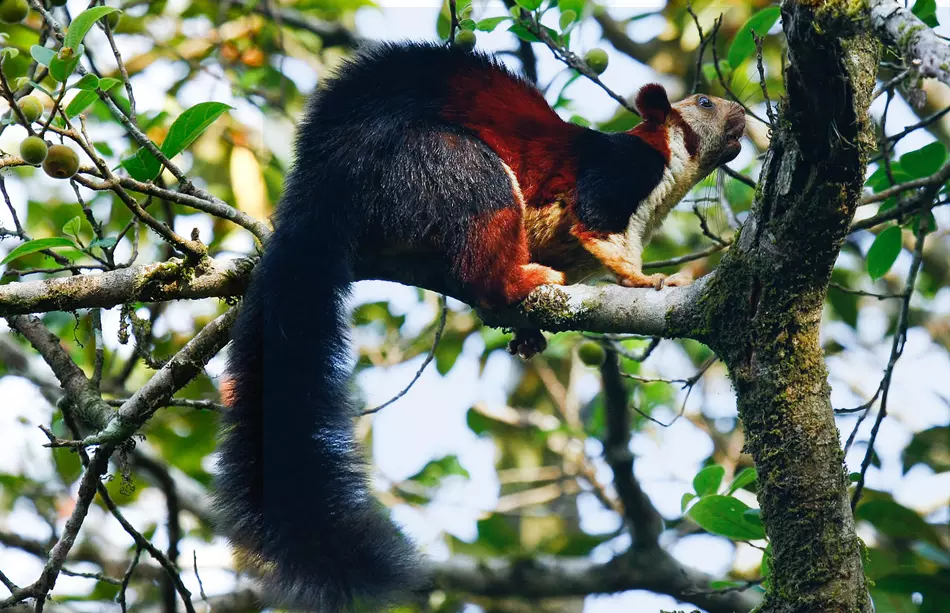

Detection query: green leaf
xmin=508 ymin=23 xmax=540 ymax=43
xmin=559 ymin=0 xmax=585 ymax=14
xmin=89 ymin=236 xmax=118 ymax=250
xmin=726 ymin=467 xmax=758 ymax=495
xmin=476 ymin=16 xmax=510 ymax=32
xmin=406 ymin=454 xmax=470 ymax=488
xmin=743 ymin=508 xmax=763 ymax=527
xmin=900 ymin=141 xmax=947 ymax=179
xmin=688 ymin=495 xmax=767 ymax=540
xmin=727 ymin=7 xmax=781 ymax=68
xmin=693 ymin=465 xmax=725 ymax=497
xmin=514 ymin=0 xmax=543 ymax=11
xmin=121 ymin=101 xmax=232 ymax=181
xmin=866 ymin=226 xmax=903 ymax=280
xmin=64 ymin=7 xmax=121 ymax=50
xmin=681 ymin=492 xmax=696 ymax=512
xmin=72 ymin=74 xmax=99 ymax=90
xmin=65 ymin=90 xmax=98 ymax=118
xmin=856 ymin=499 xmax=941 ymax=545
xmin=0 ymin=47 xmax=18 ymax=61
xmin=30 ymin=45 xmax=56 ymax=67
xmin=97 ymin=77 xmax=121 ymax=91
xmin=902 ymin=426 xmax=950 ymax=474
xmin=458 ymin=18 xmax=476 ymax=31
xmin=911 ymin=0 xmax=939 ymax=28
xmin=120 ymin=150 xmax=156 ymax=182
xmin=559 ymin=10 xmax=577 ymax=31
xmin=866 ymin=162 xmax=912 ymax=192
xmin=702 ymin=60 xmax=732 ymax=84
xmin=49 ymin=43 xmax=85 ymax=82
xmin=1 ymin=237 xmax=79 ymax=265
xmin=62 ymin=216 xmax=83 ymax=241
xmin=710 ymin=580 xmax=746 ymax=590
xmin=150 ymin=100 xmax=232 ymax=164
xmin=435 ymin=332 xmax=464 ymax=375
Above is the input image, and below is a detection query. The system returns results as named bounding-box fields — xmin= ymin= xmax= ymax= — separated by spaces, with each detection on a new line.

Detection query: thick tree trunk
xmin=678 ymin=2 xmax=880 ymax=611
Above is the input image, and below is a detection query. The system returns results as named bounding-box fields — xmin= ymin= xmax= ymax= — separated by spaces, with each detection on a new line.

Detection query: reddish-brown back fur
xmin=443 ymin=68 xmax=582 ymax=209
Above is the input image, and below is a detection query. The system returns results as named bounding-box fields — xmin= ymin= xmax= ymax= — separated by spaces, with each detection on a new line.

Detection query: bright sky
xmin=0 ymin=2 xmax=948 ymax=612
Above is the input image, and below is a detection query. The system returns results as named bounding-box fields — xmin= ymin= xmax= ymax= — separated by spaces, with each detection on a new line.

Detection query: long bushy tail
xmin=214 ymin=219 xmax=424 ymax=611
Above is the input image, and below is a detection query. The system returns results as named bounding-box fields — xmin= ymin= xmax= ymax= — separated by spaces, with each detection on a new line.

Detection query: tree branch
xmin=433 ymin=551 xmax=759 ymax=613
xmin=0 ymin=258 xmax=253 ymax=317
xmin=599 ymin=348 xmax=664 ymax=545
xmin=2 ymin=256 xmax=709 ymax=339
xmin=79 ymin=307 xmax=238 ymax=447
xmin=5 ymin=315 xmax=111 ymax=429
xmin=870 ymin=0 xmax=950 ymax=90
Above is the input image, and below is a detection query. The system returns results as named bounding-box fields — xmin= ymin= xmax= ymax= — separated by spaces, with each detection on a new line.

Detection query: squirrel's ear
xmin=635 ymin=83 xmax=671 ymax=124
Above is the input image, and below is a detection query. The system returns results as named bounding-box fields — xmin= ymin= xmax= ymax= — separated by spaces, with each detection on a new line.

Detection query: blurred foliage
xmin=0 ymin=1 xmax=947 ymax=612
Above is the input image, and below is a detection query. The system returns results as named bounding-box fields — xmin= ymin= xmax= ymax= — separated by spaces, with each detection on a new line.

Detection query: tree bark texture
xmin=684 ymin=2 xmax=880 ymax=611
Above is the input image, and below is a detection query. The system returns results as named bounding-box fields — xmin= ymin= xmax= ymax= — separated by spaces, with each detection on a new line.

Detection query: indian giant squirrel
xmin=214 ymin=41 xmax=745 ymax=612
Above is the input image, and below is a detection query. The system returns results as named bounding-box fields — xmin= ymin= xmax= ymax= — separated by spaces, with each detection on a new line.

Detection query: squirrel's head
xmin=633 ymin=84 xmax=746 ymax=175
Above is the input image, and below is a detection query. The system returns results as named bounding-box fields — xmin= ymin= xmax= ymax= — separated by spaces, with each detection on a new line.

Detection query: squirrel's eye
xmin=698 ymin=96 xmax=713 ymax=108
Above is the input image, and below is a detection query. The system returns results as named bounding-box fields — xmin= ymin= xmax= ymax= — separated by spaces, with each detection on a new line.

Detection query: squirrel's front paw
xmin=620 ymin=272 xmax=692 ymax=290
xmin=620 ymin=273 xmax=668 ymax=290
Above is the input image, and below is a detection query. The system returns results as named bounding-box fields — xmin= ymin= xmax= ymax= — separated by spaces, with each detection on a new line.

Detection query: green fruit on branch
xmin=584 ymin=48 xmax=609 ymax=75
xmin=42 ymin=144 xmax=80 ymax=179
xmin=19 ymin=136 xmax=48 ymax=165
xmin=16 ymin=96 xmax=43 ymax=124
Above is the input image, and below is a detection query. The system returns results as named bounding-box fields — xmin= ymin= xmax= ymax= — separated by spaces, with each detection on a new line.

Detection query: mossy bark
xmin=684 ymin=2 xmax=880 ymax=611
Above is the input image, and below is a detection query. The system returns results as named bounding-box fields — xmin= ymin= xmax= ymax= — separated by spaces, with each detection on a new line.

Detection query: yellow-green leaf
xmin=1 ymin=237 xmax=78 ymax=265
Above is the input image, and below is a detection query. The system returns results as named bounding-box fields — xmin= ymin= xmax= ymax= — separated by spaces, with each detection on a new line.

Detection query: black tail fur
xmin=214 ymin=220 xmax=424 ymax=611
xmin=214 ymin=41 xmax=527 ymax=612
xmin=213 ymin=75 xmax=426 ymax=609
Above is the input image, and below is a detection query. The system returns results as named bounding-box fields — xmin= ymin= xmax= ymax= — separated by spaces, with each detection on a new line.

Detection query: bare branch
xmin=599 ymin=348 xmax=664 ymax=544
xmin=433 ymin=551 xmax=759 ymax=613
xmin=870 ymin=0 xmax=950 ymax=90
xmin=0 ymin=257 xmax=253 ymax=317
xmin=5 ymin=315 xmax=111 ymax=429
xmin=363 ymin=295 xmax=447 ymax=416
xmin=80 ymin=307 xmax=238 ymax=447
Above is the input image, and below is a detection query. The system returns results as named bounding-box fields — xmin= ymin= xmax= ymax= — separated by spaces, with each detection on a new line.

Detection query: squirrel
xmin=214 ymin=41 xmax=745 ymax=612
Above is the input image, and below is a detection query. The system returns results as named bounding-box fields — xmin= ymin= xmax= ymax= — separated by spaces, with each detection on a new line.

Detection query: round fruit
xmin=42 ymin=144 xmax=80 ymax=179
xmin=454 ymin=29 xmax=477 ymax=53
xmin=16 ymin=96 xmax=43 ymax=124
xmin=0 ymin=0 xmax=29 ymax=24
xmin=19 ymin=136 xmax=48 ymax=165
xmin=584 ymin=48 xmax=609 ymax=75
xmin=578 ymin=341 xmax=606 ymax=367
xmin=241 ymin=47 xmax=266 ymax=68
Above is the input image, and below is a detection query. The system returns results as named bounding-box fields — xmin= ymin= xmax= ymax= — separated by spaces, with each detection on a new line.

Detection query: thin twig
xmin=829 ymin=282 xmax=904 ymax=301
xmin=449 ymin=0 xmax=459 ymax=45
xmin=685 ymin=2 xmax=718 ymax=95
xmin=710 ymin=17 xmax=770 ymax=127
xmin=850 ymin=205 xmax=931 ymax=510
xmin=363 ymin=295 xmax=448 ymax=415
xmin=116 ymin=545 xmax=143 ymax=613
xmin=516 ymin=9 xmax=640 ymax=117
xmin=753 ymin=33 xmax=776 ymax=127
